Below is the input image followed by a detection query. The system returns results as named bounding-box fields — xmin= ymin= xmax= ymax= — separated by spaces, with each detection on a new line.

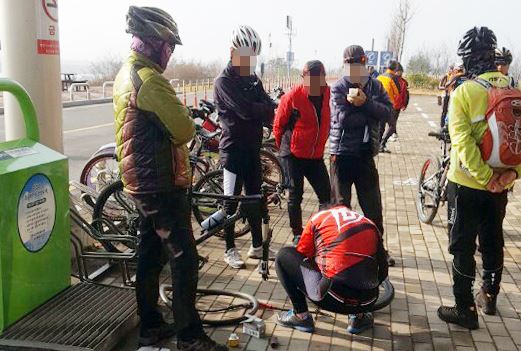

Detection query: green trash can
xmin=0 ymin=79 xmax=70 ymax=331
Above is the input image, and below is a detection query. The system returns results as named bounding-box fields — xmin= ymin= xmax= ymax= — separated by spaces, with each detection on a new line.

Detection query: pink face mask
xmin=159 ymin=42 xmax=173 ymax=71
xmin=131 ymin=36 xmax=173 ymax=71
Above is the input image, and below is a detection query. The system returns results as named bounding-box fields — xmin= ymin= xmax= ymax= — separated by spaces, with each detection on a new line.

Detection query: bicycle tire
xmin=80 ymin=151 xmax=119 ymax=207
xmin=261 ymin=140 xmax=279 ymax=155
xmin=92 ymin=180 xmax=138 ymax=252
xmin=259 ymin=148 xmax=285 ymax=187
xmin=416 ymin=155 xmax=442 ymax=224
xmin=159 ymin=285 xmax=259 ymax=327
xmin=192 ymin=169 xmax=251 ymax=238
xmin=372 ymin=278 xmax=395 ymax=312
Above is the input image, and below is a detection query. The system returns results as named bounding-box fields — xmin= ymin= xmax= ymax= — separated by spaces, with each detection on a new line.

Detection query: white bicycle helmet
xmin=231 ymin=25 xmax=262 ymax=55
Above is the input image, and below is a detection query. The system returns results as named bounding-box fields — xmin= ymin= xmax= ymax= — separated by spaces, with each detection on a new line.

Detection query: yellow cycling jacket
xmin=377 ymin=69 xmax=400 ymax=108
xmin=448 ymin=71 xmax=521 ymax=190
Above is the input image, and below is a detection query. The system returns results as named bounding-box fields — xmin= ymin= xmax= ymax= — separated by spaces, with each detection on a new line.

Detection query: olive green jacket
xmin=113 ymin=51 xmax=195 ymax=194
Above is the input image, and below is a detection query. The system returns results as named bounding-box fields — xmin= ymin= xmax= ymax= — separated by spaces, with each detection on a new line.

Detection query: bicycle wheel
xmin=192 ymin=169 xmax=250 ymax=238
xmin=92 ymin=180 xmax=139 ymax=252
xmin=261 ymin=140 xmax=279 ymax=156
xmin=260 ymin=149 xmax=284 ymax=187
xmin=159 ymin=285 xmax=259 ymax=327
xmin=80 ymin=151 xmax=119 ymax=207
xmin=416 ymin=155 xmax=442 ymax=224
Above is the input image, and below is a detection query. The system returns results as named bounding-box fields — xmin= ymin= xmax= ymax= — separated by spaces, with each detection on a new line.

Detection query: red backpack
xmin=476 ymin=78 xmax=521 ymax=168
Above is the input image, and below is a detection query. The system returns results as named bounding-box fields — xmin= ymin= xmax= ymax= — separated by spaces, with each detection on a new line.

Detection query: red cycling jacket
xmin=394 ymin=77 xmax=409 ymax=110
xmin=297 ymin=206 xmax=388 ymax=290
xmin=273 ymin=84 xmax=331 ymax=159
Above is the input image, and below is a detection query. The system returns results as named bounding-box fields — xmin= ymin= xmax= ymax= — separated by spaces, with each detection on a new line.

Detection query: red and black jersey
xmin=297 ymin=206 xmax=388 ymax=290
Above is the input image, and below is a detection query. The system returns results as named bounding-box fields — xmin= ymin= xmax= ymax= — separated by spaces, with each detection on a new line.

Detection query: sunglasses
xmin=344 ymin=56 xmax=367 ymax=65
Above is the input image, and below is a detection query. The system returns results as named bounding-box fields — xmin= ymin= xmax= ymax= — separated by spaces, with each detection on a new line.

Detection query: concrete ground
xmin=107 ymin=95 xmax=521 ymax=350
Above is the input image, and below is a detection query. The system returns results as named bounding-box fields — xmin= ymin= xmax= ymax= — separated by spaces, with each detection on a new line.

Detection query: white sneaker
xmin=389 ymin=133 xmax=398 ymax=142
xmin=247 ymin=245 xmax=277 ymax=261
xmin=224 ymin=248 xmax=245 ymax=269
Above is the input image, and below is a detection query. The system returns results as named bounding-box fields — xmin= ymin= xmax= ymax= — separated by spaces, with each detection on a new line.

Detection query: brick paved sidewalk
xmin=116 ymin=95 xmax=521 ymax=351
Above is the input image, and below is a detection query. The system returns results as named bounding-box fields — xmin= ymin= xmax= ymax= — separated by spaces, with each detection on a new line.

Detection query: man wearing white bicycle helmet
xmin=114 ymin=6 xmax=227 ymax=350
xmin=214 ymin=25 xmax=277 ymax=269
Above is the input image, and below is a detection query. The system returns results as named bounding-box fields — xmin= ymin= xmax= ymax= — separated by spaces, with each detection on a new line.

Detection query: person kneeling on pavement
xmin=275 ymin=204 xmax=388 ymax=334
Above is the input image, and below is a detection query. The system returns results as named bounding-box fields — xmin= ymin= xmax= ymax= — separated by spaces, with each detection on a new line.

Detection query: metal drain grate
xmin=0 ymin=282 xmax=138 ymax=351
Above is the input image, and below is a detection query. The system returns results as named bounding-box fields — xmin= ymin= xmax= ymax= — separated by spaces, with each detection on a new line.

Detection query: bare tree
xmin=407 ymin=51 xmax=432 ymax=74
xmin=89 ymin=55 xmax=123 ymax=85
xmin=430 ymin=44 xmax=453 ymax=77
xmin=387 ymin=0 xmax=415 ymax=62
xmin=163 ymin=59 xmax=224 ymax=81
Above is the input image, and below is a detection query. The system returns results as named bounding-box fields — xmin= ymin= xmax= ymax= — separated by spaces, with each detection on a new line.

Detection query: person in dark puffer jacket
xmin=329 ymin=45 xmax=394 ymax=267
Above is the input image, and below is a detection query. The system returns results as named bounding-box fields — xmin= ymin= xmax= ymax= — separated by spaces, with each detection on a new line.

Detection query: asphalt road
xmin=0 ymin=91 xmax=208 ymax=182
xmin=0 ymin=93 xmax=443 ymax=183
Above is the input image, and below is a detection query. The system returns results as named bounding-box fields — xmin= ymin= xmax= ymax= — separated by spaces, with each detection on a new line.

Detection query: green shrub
xmin=406 ymin=72 xmax=439 ymax=90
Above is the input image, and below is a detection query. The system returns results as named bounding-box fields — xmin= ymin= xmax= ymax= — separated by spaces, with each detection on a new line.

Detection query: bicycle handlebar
xmin=191 ymin=191 xmax=263 ymax=203
xmin=428 ymin=130 xmax=450 ymax=141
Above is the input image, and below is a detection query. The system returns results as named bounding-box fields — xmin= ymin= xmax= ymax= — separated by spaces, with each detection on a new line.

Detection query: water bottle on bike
xmin=201 ymin=209 xmax=228 ymax=231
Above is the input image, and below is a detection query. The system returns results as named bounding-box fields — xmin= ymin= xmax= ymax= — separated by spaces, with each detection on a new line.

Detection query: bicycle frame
xmin=190 ymin=186 xmax=273 ymax=279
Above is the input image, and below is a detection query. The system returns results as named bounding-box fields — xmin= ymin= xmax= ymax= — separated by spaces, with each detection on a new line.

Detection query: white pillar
xmin=0 ymin=0 xmax=63 ymax=152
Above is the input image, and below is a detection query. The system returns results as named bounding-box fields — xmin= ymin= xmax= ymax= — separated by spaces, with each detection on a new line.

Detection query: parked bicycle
xmin=416 ymin=129 xmax=451 ymax=224
xmin=71 ymin=182 xmax=273 ymax=326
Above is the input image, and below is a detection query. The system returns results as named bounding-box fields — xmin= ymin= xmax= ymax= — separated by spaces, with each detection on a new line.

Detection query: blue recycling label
xmin=17 ymin=174 xmax=56 ymax=252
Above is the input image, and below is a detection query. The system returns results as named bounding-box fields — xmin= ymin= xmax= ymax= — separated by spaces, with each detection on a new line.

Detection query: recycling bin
xmin=0 ymin=78 xmax=70 ymax=331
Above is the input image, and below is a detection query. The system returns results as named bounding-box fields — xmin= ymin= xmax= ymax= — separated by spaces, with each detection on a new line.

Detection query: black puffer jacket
xmin=214 ymin=62 xmax=275 ymax=153
xmin=329 ymin=77 xmax=392 ymax=157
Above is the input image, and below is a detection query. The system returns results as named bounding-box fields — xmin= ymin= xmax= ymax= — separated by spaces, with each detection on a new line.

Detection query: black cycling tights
xmin=221 ymin=150 xmax=263 ymax=251
xmin=275 ymin=247 xmax=377 ymax=315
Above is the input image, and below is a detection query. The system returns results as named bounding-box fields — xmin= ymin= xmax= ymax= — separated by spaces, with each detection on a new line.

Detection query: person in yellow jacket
xmin=377 ymin=61 xmax=401 ymax=152
xmin=438 ymin=26 xmax=520 ymax=331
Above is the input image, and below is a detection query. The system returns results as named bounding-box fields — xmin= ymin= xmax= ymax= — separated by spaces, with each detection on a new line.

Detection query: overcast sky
xmin=56 ymin=0 xmax=520 ymax=72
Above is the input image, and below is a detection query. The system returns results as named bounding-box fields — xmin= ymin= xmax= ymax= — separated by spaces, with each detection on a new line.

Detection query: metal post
xmin=182 ymin=81 xmax=187 ymax=106
xmin=102 ymin=81 xmax=114 ymax=98
xmin=194 ymin=83 xmax=198 ymax=107
xmin=0 ymin=0 xmax=63 ymax=152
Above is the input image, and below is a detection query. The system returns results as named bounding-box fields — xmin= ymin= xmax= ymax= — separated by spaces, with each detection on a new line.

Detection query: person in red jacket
xmin=273 ymin=60 xmax=331 ymax=245
xmin=395 ymin=63 xmax=409 ymax=112
xmin=275 ymin=204 xmax=388 ymax=334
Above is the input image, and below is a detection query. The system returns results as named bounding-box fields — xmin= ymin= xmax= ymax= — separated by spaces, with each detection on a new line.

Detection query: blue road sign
xmin=380 ymin=51 xmax=394 ymax=68
xmin=366 ymin=51 xmax=378 ymax=66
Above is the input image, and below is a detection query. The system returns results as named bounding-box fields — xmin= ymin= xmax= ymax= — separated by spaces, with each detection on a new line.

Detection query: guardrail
xmin=69 ymin=83 xmax=90 ymax=101
xmin=102 ymin=81 xmax=114 ymax=98
xmin=0 ymin=75 xmax=296 ymax=111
